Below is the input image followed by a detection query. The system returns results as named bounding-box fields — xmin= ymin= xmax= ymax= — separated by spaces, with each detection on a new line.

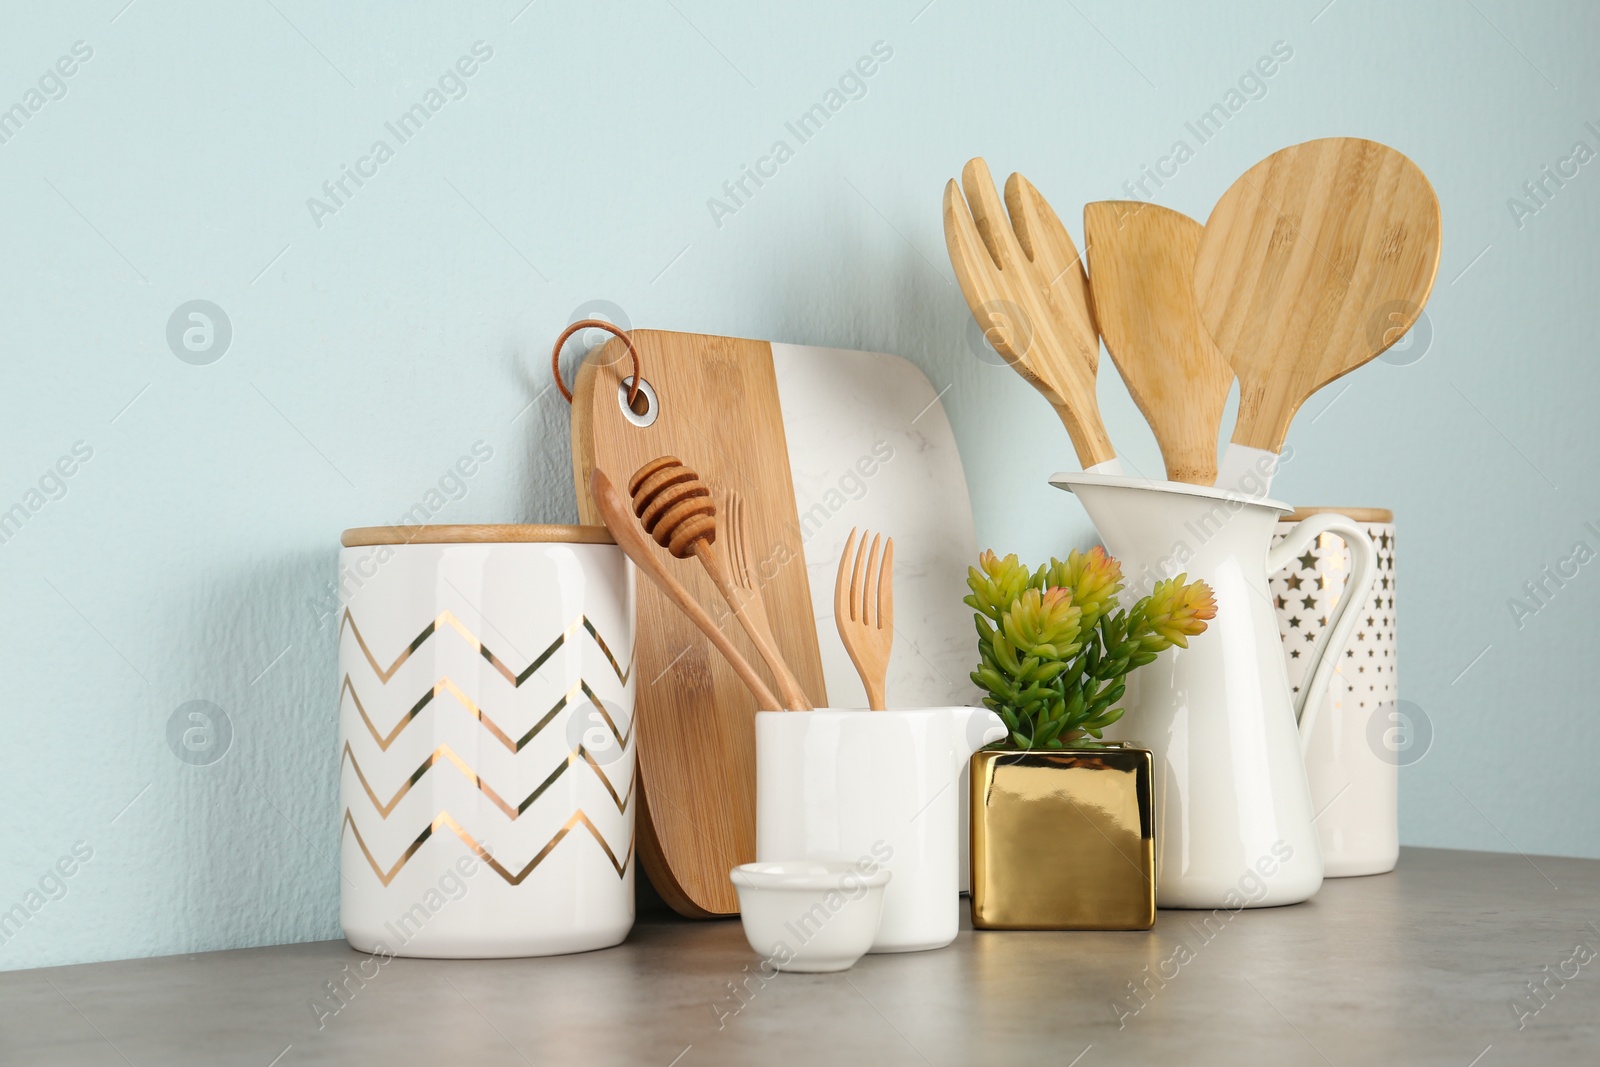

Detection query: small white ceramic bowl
xmin=729 ymin=861 xmax=891 ymax=973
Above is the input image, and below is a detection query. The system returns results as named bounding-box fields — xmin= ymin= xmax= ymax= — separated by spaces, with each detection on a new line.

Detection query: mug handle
xmin=1265 ymin=514 xmax=1378 ymax=754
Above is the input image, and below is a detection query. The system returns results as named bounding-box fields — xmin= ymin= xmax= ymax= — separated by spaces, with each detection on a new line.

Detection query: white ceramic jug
xmin=1050 ymin=474 xmax=1376 ymax=909
xmin=755 ymin=707 xmax=1006 ymax=952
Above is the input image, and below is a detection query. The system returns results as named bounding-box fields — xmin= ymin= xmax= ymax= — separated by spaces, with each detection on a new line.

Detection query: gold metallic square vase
xmin=969 ymin=745 xmax=1155 ymax=930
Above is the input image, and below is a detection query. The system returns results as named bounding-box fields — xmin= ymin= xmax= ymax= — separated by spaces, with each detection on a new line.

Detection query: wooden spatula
xmin=1193 ymin=137 xmax=1442 ymax=496
xmin=944 ymin=158 xmax=1121 ymax=472
xmin=1084 ymin=202 xmax=1234 ymax=485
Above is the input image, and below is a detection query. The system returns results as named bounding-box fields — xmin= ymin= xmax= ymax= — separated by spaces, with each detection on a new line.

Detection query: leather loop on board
xmin=552 ymin=320 xmax=642 ymax=406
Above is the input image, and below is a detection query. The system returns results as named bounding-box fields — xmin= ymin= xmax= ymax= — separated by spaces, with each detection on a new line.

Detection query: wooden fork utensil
xmin=834 ymin=527 xmax=894 ymax=711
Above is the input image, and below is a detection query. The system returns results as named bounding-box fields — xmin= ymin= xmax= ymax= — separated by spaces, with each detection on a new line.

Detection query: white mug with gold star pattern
xmin=1271 ymin=508 xmax=1397 ymax=878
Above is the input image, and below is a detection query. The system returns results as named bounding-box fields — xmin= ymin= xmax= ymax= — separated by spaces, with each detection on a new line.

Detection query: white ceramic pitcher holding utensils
xmin=1051 ymin=473 xmax=1376 ymax=908
xmin=938 ymin=138 xmax=1438 ymax=910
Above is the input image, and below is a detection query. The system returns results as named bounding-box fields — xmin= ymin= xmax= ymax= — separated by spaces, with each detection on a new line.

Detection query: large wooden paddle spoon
xmin=1193 ymin=137 xmax=1442 ymax=496
xmin=1084 ymin=201 xmax=1234 ymax=485
xmin=944 ymin=158 xmax=1121 ymax=472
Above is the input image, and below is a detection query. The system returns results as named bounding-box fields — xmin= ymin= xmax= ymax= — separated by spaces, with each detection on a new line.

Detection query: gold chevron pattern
xmin=341 ymin=675 xmax=634 ymax=754
xmin=341 ymin=741 xmax=635 ymax=819
xmin=342 ymin=809 xmax=633 ymax=886
xmin=340 ymin=609 xmax=632 ymax=687
xmin=340 ymin=605 xmax=636 ymax=889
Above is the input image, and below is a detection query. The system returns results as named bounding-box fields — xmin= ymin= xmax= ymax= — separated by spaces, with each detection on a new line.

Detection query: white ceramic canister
xmin=338 ymin=524 xmax=636 ymax=958
xmin=754 ymin=707 xmax=1006 ymax=953
xmin=1271 ymin=508 xmax=1398 ymax=877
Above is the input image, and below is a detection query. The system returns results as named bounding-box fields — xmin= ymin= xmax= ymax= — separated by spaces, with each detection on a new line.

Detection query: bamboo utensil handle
xmin=719 ymin=489 xmax=813 ymax=711
xmin=589 ymin=468 xmax=783 ymax=712
xmin=692 ymin=543 xmax=813 ymax=710
xmin=628 ymin=457 xmax=812 ymax=711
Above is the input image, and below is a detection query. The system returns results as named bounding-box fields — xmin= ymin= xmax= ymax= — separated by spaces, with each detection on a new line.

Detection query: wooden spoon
xmin=589 ymin=468 xmax=782 ymax=712
xmin=1083 ymin=201 xmax=1234 ymax=485
xmin=628 ymin=456 xmax=812 ymax=711
xmin=944 ymin=158 xmax=1121 ymax=472
xmin=1193 ymin=137 xmax=1442 ymax=494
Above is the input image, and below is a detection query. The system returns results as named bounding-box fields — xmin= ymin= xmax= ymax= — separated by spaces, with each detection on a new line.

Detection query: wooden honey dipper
xmin=628 ymin=457 xmax=812 ymax=711
xmin=590 ymin=469 xmax=780 ymax=711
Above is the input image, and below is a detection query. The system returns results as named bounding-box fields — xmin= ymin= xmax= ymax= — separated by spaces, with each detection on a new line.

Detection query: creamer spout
xmin=959 ymin=706 xmax=1008 ymax=756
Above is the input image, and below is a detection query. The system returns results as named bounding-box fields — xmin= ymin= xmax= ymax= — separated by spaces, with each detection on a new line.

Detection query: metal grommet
xmin=618 ymin=375 xmax=658 ymax=427
xmin=551 ymin=319 xmax=641 ymax=406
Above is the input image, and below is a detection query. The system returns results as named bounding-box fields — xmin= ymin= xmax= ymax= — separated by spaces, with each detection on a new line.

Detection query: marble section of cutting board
xmin=771 ymin=343 xmax=979 ymax=710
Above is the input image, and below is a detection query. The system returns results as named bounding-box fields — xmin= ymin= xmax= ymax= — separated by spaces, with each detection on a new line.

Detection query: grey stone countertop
xmin=3 ymin=848 xmax=1597 ymax=1066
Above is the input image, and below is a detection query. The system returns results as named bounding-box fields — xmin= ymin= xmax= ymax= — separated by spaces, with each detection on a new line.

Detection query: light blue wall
xmin=1 ymin=0 xmax=1594 ymax=971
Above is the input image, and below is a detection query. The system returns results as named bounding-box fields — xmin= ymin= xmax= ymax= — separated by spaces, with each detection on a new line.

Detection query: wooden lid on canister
xmin=340 ymin=524 xmax=615 ymax=547
xmin=1283 ymin=507 xmax=1393 ymax=524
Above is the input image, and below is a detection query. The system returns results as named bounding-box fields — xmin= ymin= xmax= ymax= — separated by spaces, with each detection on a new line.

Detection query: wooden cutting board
xmin=570 ymin=330 xmax=828 ymax=917
xmin=571 ymin=331 xmax=983 ymax=914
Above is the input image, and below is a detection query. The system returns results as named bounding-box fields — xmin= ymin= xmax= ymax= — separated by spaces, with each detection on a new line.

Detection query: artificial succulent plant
xmin=966 ymin=547 xmax=1217 ymax=750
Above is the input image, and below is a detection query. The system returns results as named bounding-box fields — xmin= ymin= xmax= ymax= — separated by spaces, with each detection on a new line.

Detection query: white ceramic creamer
xmin=755 ymin=708 xmax=1005 ymax=952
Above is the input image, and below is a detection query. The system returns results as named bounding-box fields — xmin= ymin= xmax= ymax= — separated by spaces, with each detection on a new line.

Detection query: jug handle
xmin=1265 ymin=513 xmax=1378 ymax=755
